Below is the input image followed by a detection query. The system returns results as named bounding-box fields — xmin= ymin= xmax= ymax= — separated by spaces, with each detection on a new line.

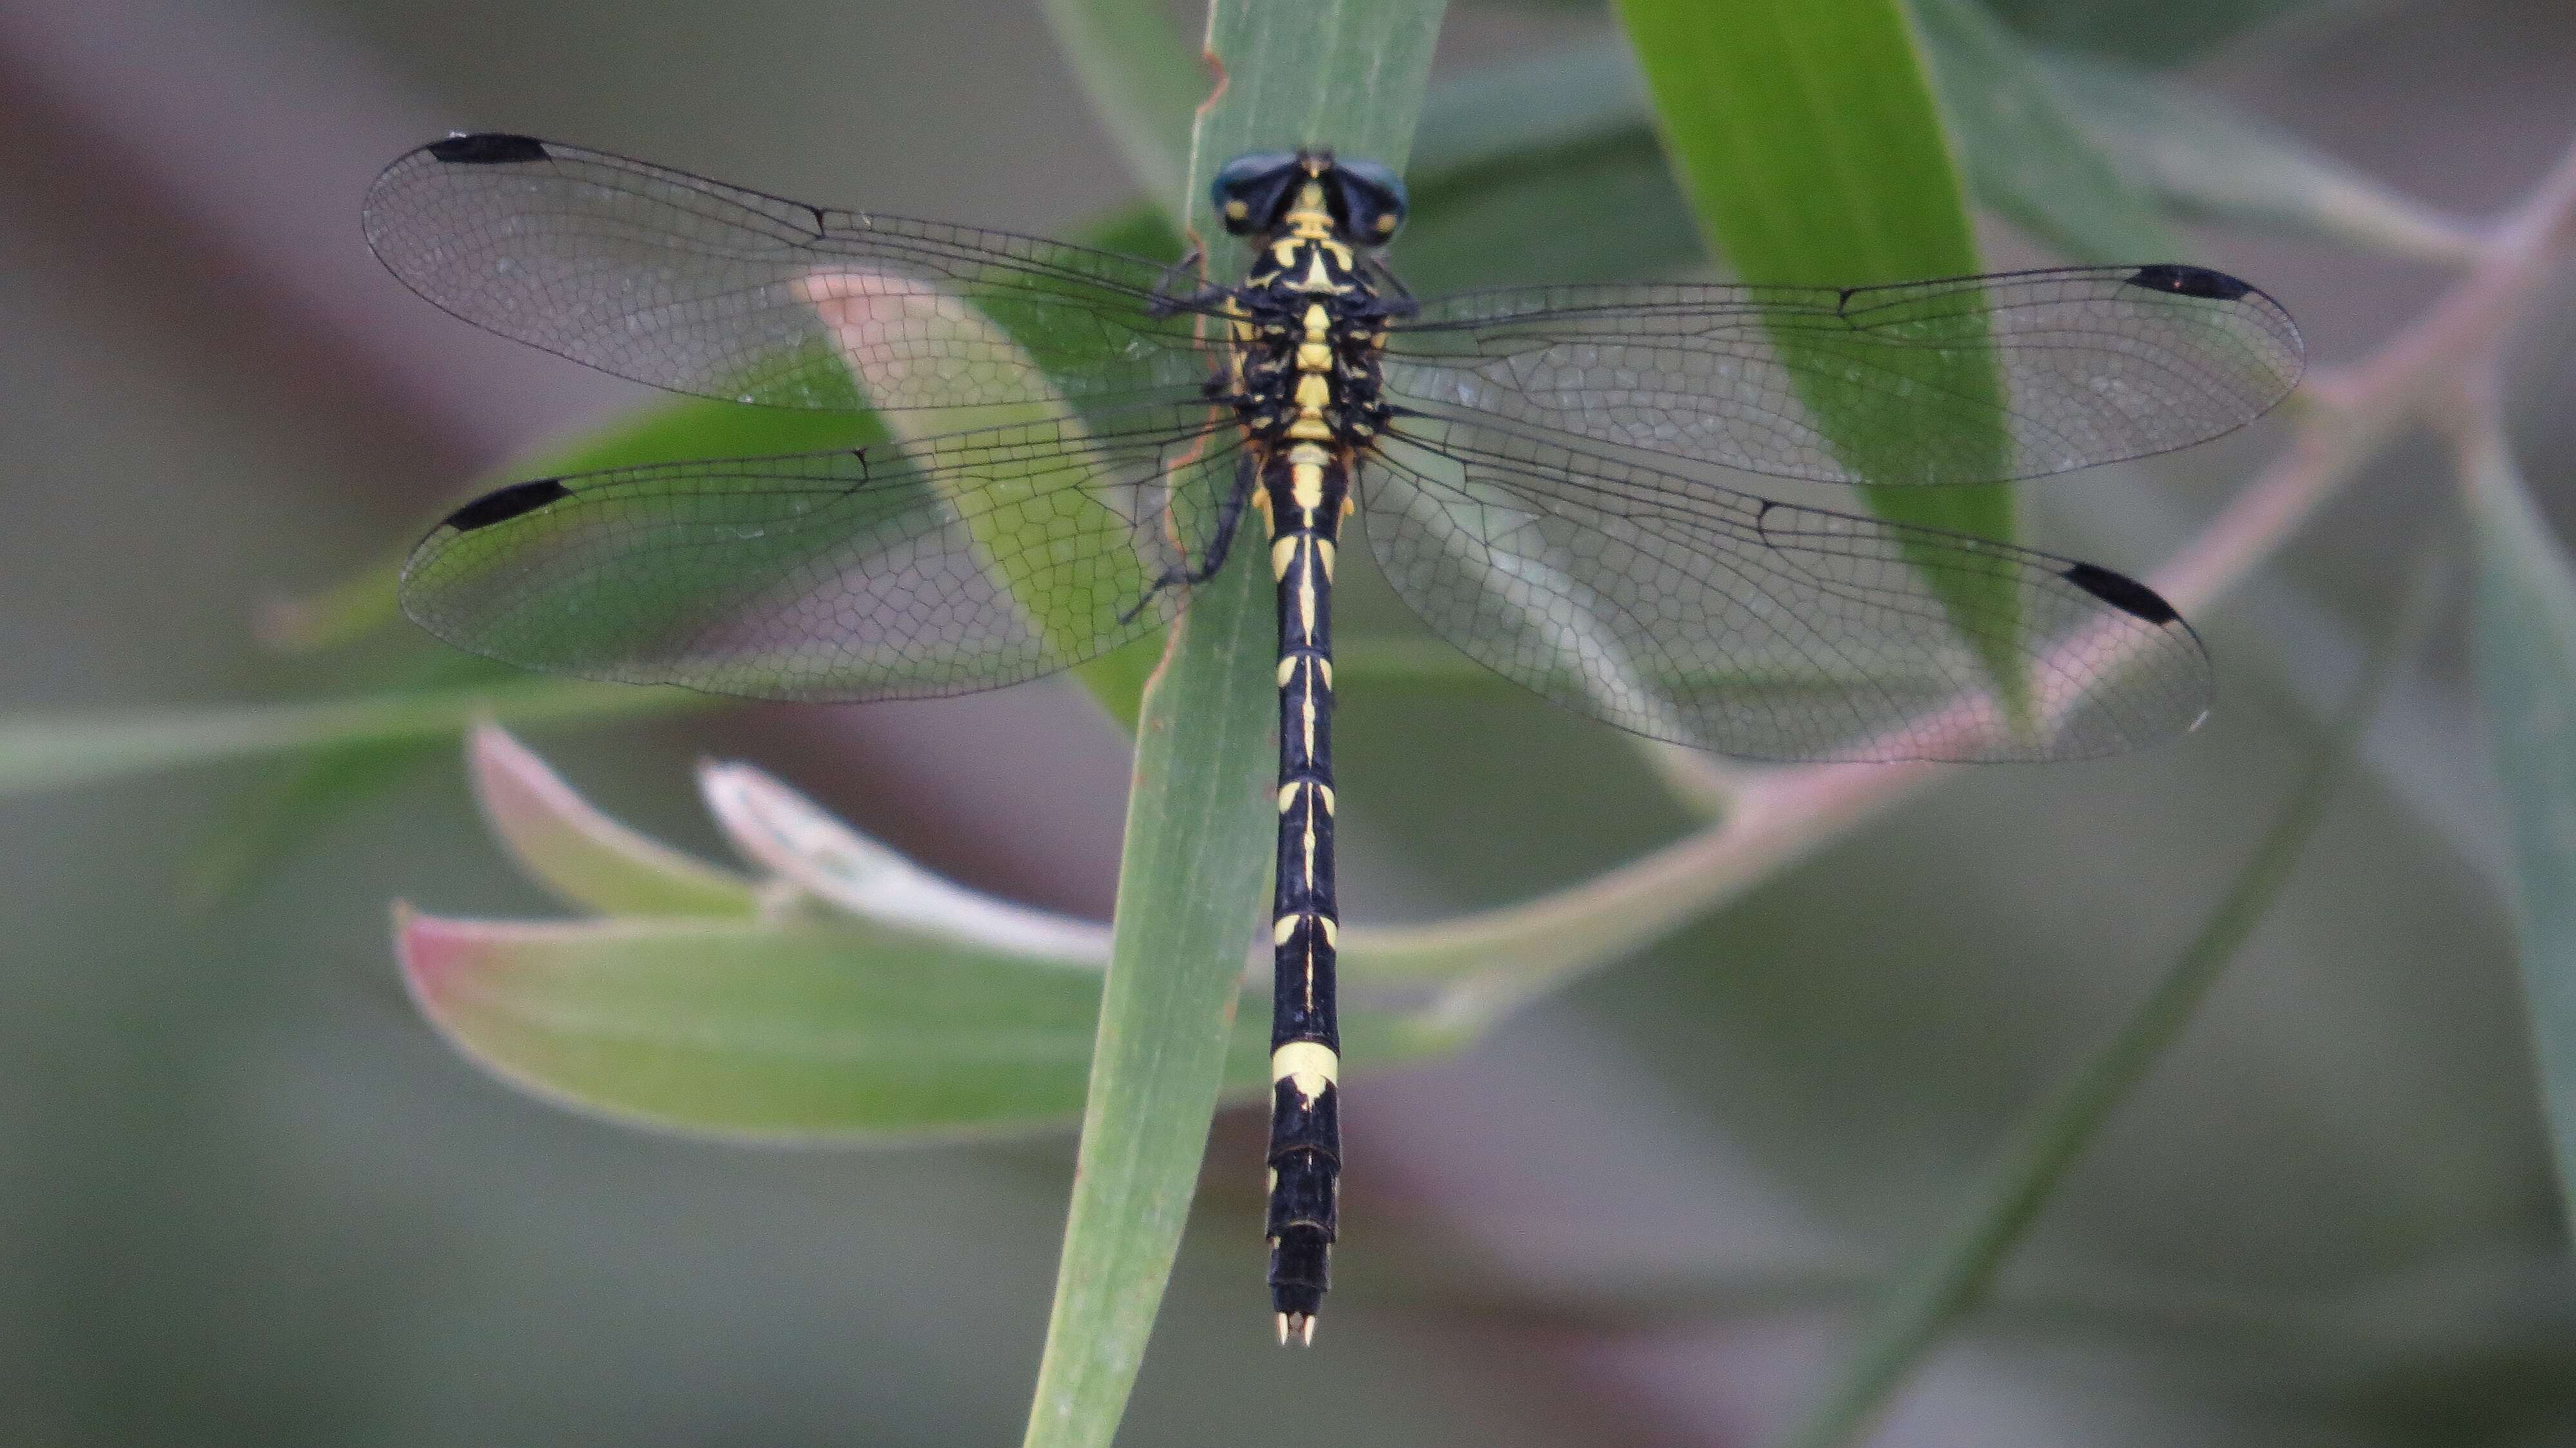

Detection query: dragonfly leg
xmin=1116 ymin=457 xmax=1256 ymax=624
xmin=1361 ymin=256 xmax=1419 ymax=315
xmin=1145 ymin=245 xmax=1224 ymax=317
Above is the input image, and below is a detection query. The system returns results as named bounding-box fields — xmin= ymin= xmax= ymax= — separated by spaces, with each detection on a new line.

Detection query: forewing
xmin=1363 ymin=419 xmax=2211 ymax=762
xmin=1383 ymin=265 xmax=2303 ymax=486
xmin=365 ymin=135 xmax=1221 ymax=415
xmin=400 ymin=410 xmax=1242 ymax=702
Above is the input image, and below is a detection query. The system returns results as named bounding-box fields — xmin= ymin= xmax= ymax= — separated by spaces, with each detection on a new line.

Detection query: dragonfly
xmin=365 ymin=134 xmax=2303 ymax=1345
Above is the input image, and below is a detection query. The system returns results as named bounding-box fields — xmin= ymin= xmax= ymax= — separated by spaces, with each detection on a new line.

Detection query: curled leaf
xmin=700 ymin=759 xmax=1110 ymax=962
xmin=468 ymin=722 xmax=757 ymax=919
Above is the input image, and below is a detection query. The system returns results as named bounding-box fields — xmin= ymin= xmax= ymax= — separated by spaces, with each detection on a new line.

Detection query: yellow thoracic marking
xmin=1296 ymin=249 xmax=1338 ymax=292
xmin=1314 ymin=537 xmax=1336 ymax=582
xmin=1271 ymin=535 xmax=1298 ymax=580
xmin=1270 ymin=1040 xmax=1340 ymax=1092
xmin=1296 ymin=339 xmax=1334 ymax=372
xmin=1293 ymin=372 xmax=1331 ymax=414
xmin=1270 ymin=237 xmax=1302 ymax=267
xmin=1286 ymin=417 xmax=1335 ymax=441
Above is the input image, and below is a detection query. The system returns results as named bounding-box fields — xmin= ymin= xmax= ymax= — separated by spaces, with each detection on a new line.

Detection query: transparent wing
xmin=365 ymin=134 xmax=1223 ymax=415
xmin=400 ymin=408 xmax=1242 ymax=702
xmin=1383 ymin=265 xmax=2304 ymax=486
xmin=1363 ymin=416 xmax=2211 ymax=762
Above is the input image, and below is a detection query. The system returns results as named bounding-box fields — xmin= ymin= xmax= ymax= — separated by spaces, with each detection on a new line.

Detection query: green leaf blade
xmin=1021 ymin=2 xmax=1443 ymax=1441
xmin=0 ymin=678 xmax=690 ymax=799
xmin=397 ymin=910 xmax=1111 ymax=1141
xmin=1615 ymin=0 xmax=2026 ymax=716
xmin=1620 ymin=1 xmax=1980 ymax=281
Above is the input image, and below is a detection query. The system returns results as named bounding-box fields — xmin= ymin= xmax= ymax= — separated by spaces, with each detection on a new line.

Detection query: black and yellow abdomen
xmin=1258 ymin=438 xmax=1348 ymax=1341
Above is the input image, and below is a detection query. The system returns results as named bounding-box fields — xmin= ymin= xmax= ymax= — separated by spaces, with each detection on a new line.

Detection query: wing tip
xmin=439 ymin=477 xmax=571 ymax=533
xmin=426 ymin=132 xmax=552 ymax=166
xmin=2123 ymin=263 xmax=2254 ymax=303
xmin=2061 ymin=560 xmax=2182 ymax=627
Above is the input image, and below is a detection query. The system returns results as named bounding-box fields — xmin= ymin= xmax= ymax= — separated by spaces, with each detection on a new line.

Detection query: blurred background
xmin=5 ymin=1 xmax=2575 ymax=1443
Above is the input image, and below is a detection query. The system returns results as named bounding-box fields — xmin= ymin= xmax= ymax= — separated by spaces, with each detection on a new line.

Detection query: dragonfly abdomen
xmin=1259 ymin=437 xmax=1349 ymax=1346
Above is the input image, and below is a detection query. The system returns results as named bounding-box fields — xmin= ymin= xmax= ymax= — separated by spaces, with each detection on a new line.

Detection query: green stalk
xmin=1016 ymin=4 xmax=1442 ymax=1445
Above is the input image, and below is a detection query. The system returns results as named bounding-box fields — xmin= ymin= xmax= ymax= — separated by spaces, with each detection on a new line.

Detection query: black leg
xmin=1146 ymin=245 xmax=1222 ymax=317
xmin=1118 ymin=457 xmax=1255 ymax=623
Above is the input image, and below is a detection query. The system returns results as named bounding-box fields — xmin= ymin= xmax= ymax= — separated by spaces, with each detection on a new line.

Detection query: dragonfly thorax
xmin=1226 ymin=235 xmax=1396 ymax=455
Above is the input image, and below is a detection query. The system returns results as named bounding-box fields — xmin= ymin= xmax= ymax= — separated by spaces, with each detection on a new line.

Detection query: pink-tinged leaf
xmin=468 ymin=722 xmax=757 ymax=918
xmin=395 ymin=906 xmax=1112 ymax=1140
xmin=392 ymin=906 xmax=1457 ymax=1143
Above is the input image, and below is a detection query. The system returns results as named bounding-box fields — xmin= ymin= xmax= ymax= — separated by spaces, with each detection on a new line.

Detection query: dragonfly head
xmin=1211 ymin=149 xmax=1408 ymax=248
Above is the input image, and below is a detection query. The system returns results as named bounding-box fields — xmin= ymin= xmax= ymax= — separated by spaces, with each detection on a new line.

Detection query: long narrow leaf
xmin=1614 ymin=0 xmax=2024 ymax=710
xmin=1019 ymin=4 xmax=1442 ymax=1443
xmin=0 ymin=679 xmax=692 ymax=799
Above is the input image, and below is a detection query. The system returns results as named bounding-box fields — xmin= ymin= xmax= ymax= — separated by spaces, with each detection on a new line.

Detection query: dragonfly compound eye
xmin=1211 ymin=151 xmax=1305 ymax=235
xmin=1329 ymin=158 xmax=1408 ymax=245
